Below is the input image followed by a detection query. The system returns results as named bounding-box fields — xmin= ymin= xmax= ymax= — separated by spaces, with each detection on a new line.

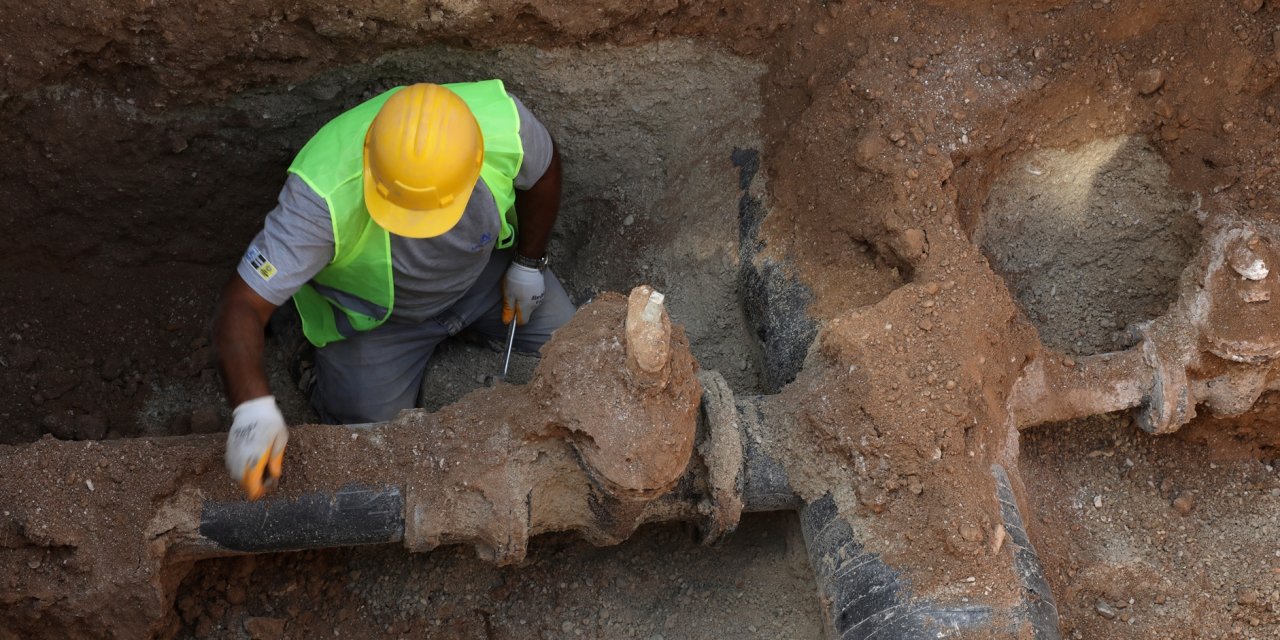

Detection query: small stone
xmin=924 ymin=282 xmax=941 ymax=295
xmin=1241 ymin=0 xmax=1264 ymax=13
xmin=562 ymin=621 xmax=575 ymax=633
xmin=902 ymin=228 xmax=927 ymax=256
xmin=27 ymin=559 xmax=40 ymax=569
xmin=1240 ymin=283 xmax=1270 ymax=303
xmin=959 ymin=522 xmax=984 ymax=542
xmin=1154 ymin=593 xmax=1167 ymax=605
xmin=1172 ymin=491 xmax=1195 ymax=515
xmin=945 ymin=380 xmax=956 ymax=390
xmin=906 ymin=168 xmax=919 ymax=180
xmin=1239 ymin=589 xmax=1260 ymax=605
xmin=622 ymin=215 xmax=635 ymax=226
xmin=1095 ymin=601 xmax=1118 ymax=619
xmin=226 ymin=584 xmax=247 ymax=605
xmin=978 ymin=62 xmax=993 ymax=76
xmin=918 ymin=319 xmax=934 ymax=332
xmin=924 ymin=144 xmax=940 ymax=156
xmin=1135 ymin=68 xmax=1165 ymax=95
xmin=1093 ymin=495 xmax=1103 ymax=509
xmin=909 ymin=57 xmax=927 ymax=70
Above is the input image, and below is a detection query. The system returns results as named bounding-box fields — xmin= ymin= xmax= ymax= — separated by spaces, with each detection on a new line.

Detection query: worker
xmin=215 ymin=81 xmax=575 ymax=499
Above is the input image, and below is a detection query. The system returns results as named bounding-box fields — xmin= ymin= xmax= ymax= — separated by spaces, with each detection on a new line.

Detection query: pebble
xmin=902 ymin=228 xmax=927 ymax=256
xmin=1093 ymin=495 xmax=1103 ymax=509
xmin=1135 ymin=68 xmax=1165 ymax=95
xmin=1241 ymin=0 xmax=1263 ymax=12
xmin=1172 ymin=491 xmax=1196 ymax=515
xmin=623 ymin=215 xmax=635 ymax=226
xmin=924 ymin=282 xmax=941 ymax=295
xmin=1095 ymin=601 xmax=1118 ymax=619
xmin=959 ymin=522 xmax=984 ymax=542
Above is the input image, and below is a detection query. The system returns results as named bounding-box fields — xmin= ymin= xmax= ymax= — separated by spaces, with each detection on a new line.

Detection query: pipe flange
xmin=695 ymin=370 xmax=745 ymax=544
xmin=1136 ymin=325 xmax=1194 ymax=435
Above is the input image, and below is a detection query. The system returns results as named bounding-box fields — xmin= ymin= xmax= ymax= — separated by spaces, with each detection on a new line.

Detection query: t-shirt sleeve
xmin=236 ymin=173 xmax=336 ymax=306
xmin=510 ymin=93 xmax=555 ymax=190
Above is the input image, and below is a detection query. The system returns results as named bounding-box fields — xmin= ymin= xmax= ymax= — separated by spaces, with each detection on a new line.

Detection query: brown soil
xmin=4 ymin=0 xmax=1280 ymax=638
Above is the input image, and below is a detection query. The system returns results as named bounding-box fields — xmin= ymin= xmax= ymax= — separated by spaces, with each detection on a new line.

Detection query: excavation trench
xmin=0 ymin=41 xmax=1063 ymax=638
xmin=0 ymin=41 xmax=846 ymax=639
xmin=0 ymin=41 xmax=801 ymax=445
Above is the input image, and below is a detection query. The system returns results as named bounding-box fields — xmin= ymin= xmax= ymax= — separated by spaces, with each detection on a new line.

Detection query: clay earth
xmin=2 ymin=0 xmax=1280 ymax=639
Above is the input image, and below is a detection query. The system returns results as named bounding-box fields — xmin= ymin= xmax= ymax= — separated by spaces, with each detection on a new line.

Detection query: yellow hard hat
xmin=363 ymin=84 xmax=484 ymax=238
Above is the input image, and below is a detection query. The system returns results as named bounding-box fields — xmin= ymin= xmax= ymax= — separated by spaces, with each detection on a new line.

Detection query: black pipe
xmin=993 ymin=463 xmax=1061 ymax=636
xmin=797 ymin=468 xmax=1061 ymax=640
xmin=199 ymin=484 xmax=404 ymax=553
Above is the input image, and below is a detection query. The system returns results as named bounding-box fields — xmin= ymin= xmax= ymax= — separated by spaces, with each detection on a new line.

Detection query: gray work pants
xmin=311 ymin=251 xmax=575 ymax=424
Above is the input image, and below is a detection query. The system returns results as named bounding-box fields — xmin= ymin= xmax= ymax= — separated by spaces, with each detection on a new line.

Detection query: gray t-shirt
xmin=238 ymin=94 xmax=554 ymax=323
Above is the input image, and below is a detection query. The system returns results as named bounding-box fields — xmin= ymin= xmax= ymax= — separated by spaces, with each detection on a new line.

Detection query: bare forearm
xmin=214 ymin=277 xmax=276 ymax=407
xmin=514 ymin=142 xmax=562 ymax=260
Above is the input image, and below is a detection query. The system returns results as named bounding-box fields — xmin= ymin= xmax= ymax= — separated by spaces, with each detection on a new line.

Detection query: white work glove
xmin=225 ymin=396 xmax=289 ymax=500
xmin=502 ymin=262 xmax=545 ymax=325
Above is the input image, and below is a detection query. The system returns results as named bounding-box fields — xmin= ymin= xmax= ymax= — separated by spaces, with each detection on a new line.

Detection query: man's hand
xmin=502 ymin=262 xmax=545 ymax=325
xmin=225 ymin=396 xmax=289 ymax=500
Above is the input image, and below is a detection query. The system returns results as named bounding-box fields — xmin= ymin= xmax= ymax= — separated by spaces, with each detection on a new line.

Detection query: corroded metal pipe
xmin=1009 ymin=222 xmax=1280 ymax=434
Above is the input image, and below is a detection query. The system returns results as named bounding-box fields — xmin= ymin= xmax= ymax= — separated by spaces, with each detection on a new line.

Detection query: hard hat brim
xmin=362 ymin=167 xmax=472 ymax=239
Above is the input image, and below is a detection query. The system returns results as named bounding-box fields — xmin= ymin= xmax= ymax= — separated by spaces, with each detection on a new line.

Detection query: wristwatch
xmin=513 ymin=252 xmax=549 ymax=272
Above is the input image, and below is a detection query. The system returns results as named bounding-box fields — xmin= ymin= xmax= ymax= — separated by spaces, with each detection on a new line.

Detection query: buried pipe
xmin=1009 ymin=222 xmax=1280 ymax=434
xmin=1 ymin=287 xmax=1062 ymax=639
xmin=192 ymin=371 xmax=1062 ymax=640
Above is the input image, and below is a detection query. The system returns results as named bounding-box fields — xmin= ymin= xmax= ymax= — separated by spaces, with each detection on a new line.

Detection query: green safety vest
xmin=287 ymin=80 xmax=524 ymax=347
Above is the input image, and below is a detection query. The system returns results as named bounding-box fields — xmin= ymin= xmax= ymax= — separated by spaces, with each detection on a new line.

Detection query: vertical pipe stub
xmin=625 ymin=286 xmax=673 ymax=388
